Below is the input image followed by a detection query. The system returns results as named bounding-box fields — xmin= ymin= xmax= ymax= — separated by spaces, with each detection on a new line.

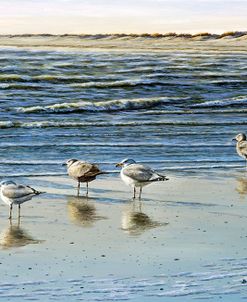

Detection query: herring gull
xmin=0 ymin=180 xmax=44 ymax=219
xmin=116 ymin=158 xmax=169 ymax=199
xmin=233 ymin=133 xmax=247 ymax=169
xmin=64 ymin=159 xmax=106 ymax=196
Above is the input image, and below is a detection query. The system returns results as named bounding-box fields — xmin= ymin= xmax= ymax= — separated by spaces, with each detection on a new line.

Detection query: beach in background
xmin=0 ymin=36 xmax=247 ymax=301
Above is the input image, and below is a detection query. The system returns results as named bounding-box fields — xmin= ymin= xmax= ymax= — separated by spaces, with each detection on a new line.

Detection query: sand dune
xmin=0 ymin=32 xmax=247 ymax=50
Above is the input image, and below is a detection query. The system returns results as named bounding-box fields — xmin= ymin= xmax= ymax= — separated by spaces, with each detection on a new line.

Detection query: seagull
xmin=233 ymin=133 xmax=247 ymax=169
xmin=116 ymin=158 xmax=169 ymax=199
xmin=0 ymin=180 xmax=44 ymax=220
xmin=64 ymin=159 xmax=106 ymax=196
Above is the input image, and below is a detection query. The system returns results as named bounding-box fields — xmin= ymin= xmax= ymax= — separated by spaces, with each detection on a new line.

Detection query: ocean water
xmin=0 ymin=44 xmax=247 ymax=178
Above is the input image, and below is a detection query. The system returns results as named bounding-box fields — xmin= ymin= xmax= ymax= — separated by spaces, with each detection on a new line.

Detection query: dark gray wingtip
xmin=27 ymin=186 xmax=46 ymax=195
xmin=159 ymin=176 xmax=169 ymax=181
xmin=142 ymin=176 xmax=169 ymax=183
xmin=155 ymin=174 xmax=169 ymax=181
xmin=37 ymin=191 xmax=46 ymax=195
xmin=33 ymin=190 xmax=46 ymax=195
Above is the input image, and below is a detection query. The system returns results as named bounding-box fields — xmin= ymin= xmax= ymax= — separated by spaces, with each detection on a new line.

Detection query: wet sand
xmin=0 ymin=172 xmax=247 ymax=301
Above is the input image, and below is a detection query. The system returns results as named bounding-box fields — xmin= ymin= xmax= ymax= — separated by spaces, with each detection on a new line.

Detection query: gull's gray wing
xmin=122 ymin=164 xmax=155 ymax=182
xmin=68 ymin=161 xmax=101 ymax=178
xmin=239 ymin=141 xmax=247 ymax=157
xmin=2 ymin=184 xmax=37 ymax=199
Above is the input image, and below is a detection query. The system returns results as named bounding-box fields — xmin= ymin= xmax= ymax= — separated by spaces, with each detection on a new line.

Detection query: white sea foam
xmin=0 ymin=121 xmax=15 ymax=128
xmin=191 ymin=96 xmax=247 ymax=108
xmin=1 ymin=119 xmax=246 ymax=129
xmin=15 ymin=97 xmax=173 ymax=113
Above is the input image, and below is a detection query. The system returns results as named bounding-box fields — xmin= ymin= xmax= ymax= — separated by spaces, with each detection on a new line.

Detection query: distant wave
xmin=0 ymin=172 xmax=67 ymax=178
xmin=0 ymin=130 xmax=239 ymax=139
xmin=191 ymin=96 xmax=247 ymax=108
xmin=0 ymin=142 xmax=235 ymax=148
xmin=0 ymin=159 xmax=242 ymax=165
xmin=162 ymin=164 xmax=244 ymax=171
xmin=0 ymin=74 xmax=115 ymax=83
xmin=0 ymin=79 xmax=191 ymax=90
xmin=0 ymin=83 xmax=45 ymax=90
xmin=140 ymin=108 xmax=247 ymax=115
xmin=15 ymin=97 xmax=179 ymax=113
xmin=70 ymin=79 xmax=187 ymax=89
xmin=0 ymin=164 xmax=244 ymax=178
xmin=0 ymin=159 xmax=62 ymax=165
xmin=1 ymin=120 xmax=247 ymax=129
xmin=0 ymin=73 xmax=231 ymax=85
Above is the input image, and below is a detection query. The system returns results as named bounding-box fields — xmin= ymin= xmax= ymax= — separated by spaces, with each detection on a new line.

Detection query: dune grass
xmin=218 ymin=31 xmax=247 ymax=38
xmin=1 ymin=31 xmax=247 ymax=40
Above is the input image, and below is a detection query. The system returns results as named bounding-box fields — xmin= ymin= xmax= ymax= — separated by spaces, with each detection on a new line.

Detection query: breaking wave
xmin=191 ymin=96 xmax=247 ymax=108
xmin=69 ymin=79 xmax=188 ymax=89
xmin=14 ymin=95 xmax=247 ymax=114
xmin=1 ymin=120 xmax=247 ymax=129
xmin=15 ymin=97 xmax=179 ymax=113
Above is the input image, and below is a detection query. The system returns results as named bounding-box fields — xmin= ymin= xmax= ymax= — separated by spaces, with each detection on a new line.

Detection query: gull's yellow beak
xmin=115 ymin=162 xmax=123 ymax=167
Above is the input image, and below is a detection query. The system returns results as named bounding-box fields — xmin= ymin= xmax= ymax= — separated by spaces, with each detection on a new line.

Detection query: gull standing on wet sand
xmin=64 ymin=159 xmax=106 ymax=196
xmin=116 ymin=158 xmax=169 ymax=199
xmin=0 ymin=180 xmax=44 ymax=219
xmin=233 ymin=133 xmax=247 ymax=169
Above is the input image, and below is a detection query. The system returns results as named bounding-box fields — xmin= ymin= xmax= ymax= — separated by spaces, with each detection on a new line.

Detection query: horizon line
xmin=0 ymin=31 xmax=247 ymax=37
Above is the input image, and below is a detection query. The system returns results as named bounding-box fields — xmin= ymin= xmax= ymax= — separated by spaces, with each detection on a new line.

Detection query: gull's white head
xmin=63 ymin=158 xmax=78 ymax=168
xmin=116 ymin=158 xmax=136 ymax=168
xmin=233 ymin=133 xmax=246 ymax=142
xmin=0 ymin=180 xmax=16 ymax=188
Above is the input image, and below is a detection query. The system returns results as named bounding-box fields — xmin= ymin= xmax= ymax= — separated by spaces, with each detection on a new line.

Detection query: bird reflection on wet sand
xmin=121 ymin=201 xmax=168 ymax=236
xmin=67 ymin=196 xmax=107 ymax=227
xmin=0 ymin=220 xmax=43 ymax=249
xmin=236 ymin=177 xmax=247 ymax=197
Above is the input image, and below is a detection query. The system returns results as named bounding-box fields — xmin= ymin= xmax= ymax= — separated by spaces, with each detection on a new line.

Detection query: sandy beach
xmin=0 ymin=34 xmax=247 ymax=301
xmin=0 ymin=170 xmax=247 ymax=301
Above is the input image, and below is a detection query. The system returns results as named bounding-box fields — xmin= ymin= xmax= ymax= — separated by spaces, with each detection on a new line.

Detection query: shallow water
xmin=0 ymin=43 xmax=246 ymax=178
xmin=0 ymin=174 xmax=247 ymax=301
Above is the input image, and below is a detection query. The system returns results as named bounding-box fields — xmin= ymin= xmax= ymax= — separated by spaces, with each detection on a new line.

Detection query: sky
xmin=1 ymin=0 xmax=247 ymax=34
